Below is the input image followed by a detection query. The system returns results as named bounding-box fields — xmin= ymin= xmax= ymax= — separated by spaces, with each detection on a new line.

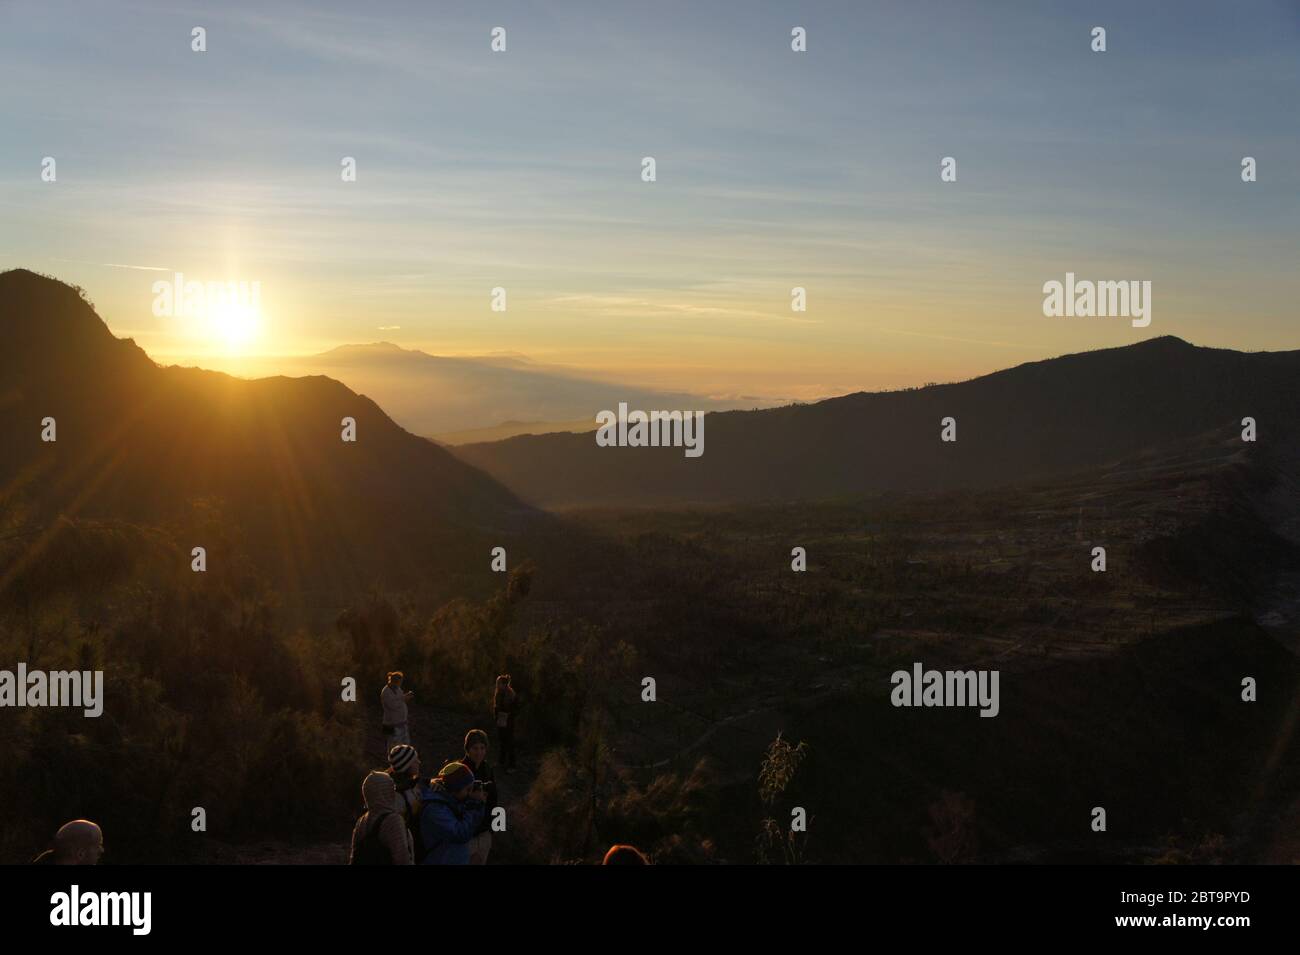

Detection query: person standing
xmin=492 ymin=674 xmax=517 ymax=773
xmin=387 ymin=743 xmax=428 ymax=862
xmin=381 ymin=671 xmax=413 ymax=747
xmin=419 ymin=762 xmax=487 ymax=865
xmin=349 ymin=772 xmax=413 ymax=865
xmin=461 ymin=729 xmax=497 ymax=864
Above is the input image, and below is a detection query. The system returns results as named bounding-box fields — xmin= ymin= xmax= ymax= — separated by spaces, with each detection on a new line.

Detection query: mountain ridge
xmin=184 ymin=332 xmax=778 ymax=440
xmin=0 ymin=268 xmax=538 ymax=593
xmin=452 ymin=334 xmax=1300 ymax=508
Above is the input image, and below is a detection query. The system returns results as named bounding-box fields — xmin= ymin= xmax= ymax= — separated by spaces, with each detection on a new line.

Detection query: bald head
xmin=53 ymin=820 xmax=103 ymax=865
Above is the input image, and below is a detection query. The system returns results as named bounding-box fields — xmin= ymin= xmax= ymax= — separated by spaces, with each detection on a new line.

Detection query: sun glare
xmin=208 ymin=299 xmax=262 ymax=352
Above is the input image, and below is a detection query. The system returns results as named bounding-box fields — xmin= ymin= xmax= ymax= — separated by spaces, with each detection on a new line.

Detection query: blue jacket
xmin=419 ymin=784 xmax=485 ymax=865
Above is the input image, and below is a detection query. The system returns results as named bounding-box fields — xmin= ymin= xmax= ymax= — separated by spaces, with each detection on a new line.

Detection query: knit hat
xmin=362 ymin=771 xmax=397 ymax=812
xmin=388 ymin=744 xmax=418 ymax=775
xmin=436 ymin=761 xmax=475 ymax=793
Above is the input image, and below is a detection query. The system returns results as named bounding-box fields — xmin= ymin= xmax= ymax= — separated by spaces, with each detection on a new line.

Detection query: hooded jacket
xmin=419 ymin=781 xmax=485 ymax=865
xmin=350 ymin=772 xmax=414 ymax=865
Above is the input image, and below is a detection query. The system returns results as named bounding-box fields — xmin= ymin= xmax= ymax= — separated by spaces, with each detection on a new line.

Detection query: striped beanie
xmin=388 ymin=744 xmax=418 ymax=775
xmin=436 ymin=761 xmax=475 ymax=793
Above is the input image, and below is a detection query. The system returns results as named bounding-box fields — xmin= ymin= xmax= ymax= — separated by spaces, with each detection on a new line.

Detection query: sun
xmin=208 ymin=298 xmax=262 ymax=352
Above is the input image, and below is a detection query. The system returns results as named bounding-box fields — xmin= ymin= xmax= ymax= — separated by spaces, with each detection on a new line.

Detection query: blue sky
xmin=1 ymin=0 xmax=1297 ymax=398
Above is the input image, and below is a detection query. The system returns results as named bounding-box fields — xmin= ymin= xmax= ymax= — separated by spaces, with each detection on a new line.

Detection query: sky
xmin=1 ymin=0 xmax=1297 ymax=401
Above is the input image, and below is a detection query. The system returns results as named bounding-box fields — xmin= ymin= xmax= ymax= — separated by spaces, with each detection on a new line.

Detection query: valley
xmin=1 ymin=269 xmax=1296 ymax=864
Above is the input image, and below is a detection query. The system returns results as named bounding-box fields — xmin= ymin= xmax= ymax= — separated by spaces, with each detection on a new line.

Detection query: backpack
xmin=350 ymin=811 xmax=395 ymax=865
xmin=399 ymin=790 xmax=429 ymax=865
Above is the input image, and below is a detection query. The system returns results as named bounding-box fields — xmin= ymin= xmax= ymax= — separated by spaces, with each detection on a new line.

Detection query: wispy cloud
xmin=40 ymin=257 xmax=170 ymax=272
xmin=547 ymin=294 xmax=820 ymax=325
xmin=102 ymin=262 xmax=170 ymax=272
xmin=874 ymin=327 xmax=1041 ymax=350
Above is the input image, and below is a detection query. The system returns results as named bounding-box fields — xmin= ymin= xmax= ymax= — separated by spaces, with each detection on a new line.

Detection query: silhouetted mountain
xmin=200 ymin=341 xmax=776 ymax=442
xmin=454 ymin=336 xmax=1300 ymax=508
xmin=0 ymin=269 xmax=535 ymax=593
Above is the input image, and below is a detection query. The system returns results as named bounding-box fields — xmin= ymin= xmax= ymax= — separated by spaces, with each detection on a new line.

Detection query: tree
xmin=756 ymin=732 xmax=810 ymax=864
